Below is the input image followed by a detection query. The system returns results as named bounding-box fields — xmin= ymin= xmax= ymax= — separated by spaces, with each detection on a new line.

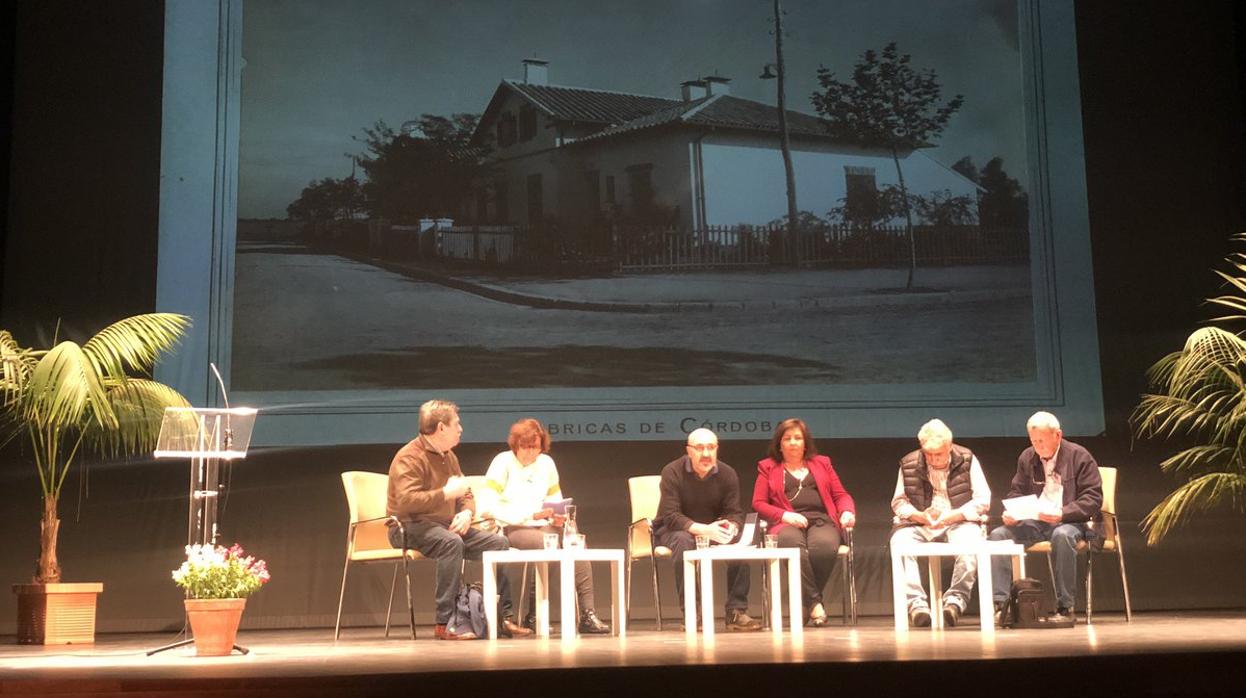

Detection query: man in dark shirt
xmin=987 ymin=411 xmax=1103 ymax=624
xmin=387 ymin=399 xmax=532 ymax=640
xmin=654 ymin=428 xmax=762 ymax=631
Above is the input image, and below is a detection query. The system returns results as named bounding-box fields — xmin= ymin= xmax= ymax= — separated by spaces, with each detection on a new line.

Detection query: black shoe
xmin=578 ymin=609 xmax=610 ymax=634
xmin=909 ymin=607 xmax=932 ymax=628
xmin=943 ymin=603 xmax=962 ymax=628
xmin=521 ymin=612 xmax=536 ymax=631
xmin=725 ymin=609 xmax=763 ymax=632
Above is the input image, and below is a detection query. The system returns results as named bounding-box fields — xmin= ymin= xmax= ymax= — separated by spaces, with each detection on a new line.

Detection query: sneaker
xmin=993 ymin=602 xmax=1005 ymax=627
xmin=578 ymin=609 xmax=611 ymax=635
xmin=521 ymin=612 xmax=536 ymax=631
xmin=909 ymin=606 xmax=932 ymax=628
xmin=1051 ymin=607 xmax=1076 ymax=624
xmin=942 ymin=603 xmax=962 ymax=628
xmin=725 ymin=609 xmax=763 ymax=632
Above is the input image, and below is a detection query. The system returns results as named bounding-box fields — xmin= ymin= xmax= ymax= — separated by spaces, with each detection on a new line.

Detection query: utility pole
xmin=773 ymin=0 xmax=799 ymax=265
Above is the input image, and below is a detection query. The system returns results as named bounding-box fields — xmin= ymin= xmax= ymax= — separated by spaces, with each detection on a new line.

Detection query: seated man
xmin=386 ymin=399 xmax=532 ymax=640
xmin=988 ymin=411 xmax=1103 ymax=624
xmin=653 ymin=428 xmax=762 ymax=632
xmin=890 ymin=419 xmax=991 ymax=627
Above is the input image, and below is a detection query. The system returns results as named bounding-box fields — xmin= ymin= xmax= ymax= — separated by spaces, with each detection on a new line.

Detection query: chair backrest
xmin=627 ymin=475 xmax=663 ymax=558
xmin=629 ymin=475 xmax=662 ymax=521
xmin=341 ymin=470 xmax=396 ymax=556
xmin=463 ymin=474 xmax=499 ymax=528
xmin=1098 ymin=466 xmax=1118 ymax=543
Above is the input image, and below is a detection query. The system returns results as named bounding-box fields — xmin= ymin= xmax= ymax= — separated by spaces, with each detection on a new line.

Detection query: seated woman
xmin=752 ymin=418 xmax=856 ymax=626
xmin=484 ymin=418 xmax=610 ymax=634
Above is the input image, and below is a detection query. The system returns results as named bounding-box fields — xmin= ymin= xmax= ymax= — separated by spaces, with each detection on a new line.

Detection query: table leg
xmin=928 ymin=556 xmax=944 ymax=630
xmin=1012 ymin=553 xmax=1026 ymax=580
xmin=536 ymin=561 xmax=550 ymax=638
xmin=891 ymin=547 xmax=907 ymax=632
xmin=977 ymin=551 xmax=994 ymax=633
xmin=768 ymin=558 xmax=782 ymax=634
xmin=787 ymin=555 xmax=802 ymax=637
xmin=612 ymin=558 xmax=625 ymax=637
xmin=700 ymin=558 xmax=715 ymax=640
xmin=560 ymin=556 xmax=576 ymax=641
xmin=684 ymin=558 xmax=697 ymax=640
xmin=483 ymin=557 xmax=498 ymax=640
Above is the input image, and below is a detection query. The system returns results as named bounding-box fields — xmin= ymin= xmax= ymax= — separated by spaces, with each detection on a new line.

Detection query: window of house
xmin=519 ymin=105 xmax=537 ymax=142
xmin=497 ymin=111 xmax=517 ymax=148
xmin=626 ymin=163 xmax=654 ymax=212
xmin=526 ymin=173 xmax=543 ymax=225
xmin=843 ymin=166 xmax=879 ymax=224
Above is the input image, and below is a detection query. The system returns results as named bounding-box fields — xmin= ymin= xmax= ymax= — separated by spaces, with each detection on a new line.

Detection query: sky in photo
xmin=238 ymin=0 xmax=1028 ymax=219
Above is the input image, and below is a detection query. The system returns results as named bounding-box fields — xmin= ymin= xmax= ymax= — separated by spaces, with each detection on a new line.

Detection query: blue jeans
xmin=657 ymin=529 xmax=751 ymax=612
xmin=390 ymin=520 xmax=514 ymax=624
xmin=988 ymin=520 xmax=1089 ymax=611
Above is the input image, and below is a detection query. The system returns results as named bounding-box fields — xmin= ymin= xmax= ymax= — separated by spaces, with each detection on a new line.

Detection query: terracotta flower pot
xmin=184 ymin=598 xmax=246 ymax=656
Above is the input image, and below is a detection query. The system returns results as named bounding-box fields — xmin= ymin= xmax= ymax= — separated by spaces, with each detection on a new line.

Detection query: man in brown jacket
xmin=387 ymin=400 xmax=531 ymax=640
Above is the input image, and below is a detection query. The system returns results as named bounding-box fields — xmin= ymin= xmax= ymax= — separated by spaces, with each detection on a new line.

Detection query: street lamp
xmin=760 ymin=0 xmax=799 ymax=265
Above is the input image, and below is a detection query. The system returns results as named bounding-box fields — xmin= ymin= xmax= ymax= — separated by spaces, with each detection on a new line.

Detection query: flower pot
xmin=12 ymin=582 xmax=103 ymax=645
xmin=184 ymin=598 xmax=246 ymax=656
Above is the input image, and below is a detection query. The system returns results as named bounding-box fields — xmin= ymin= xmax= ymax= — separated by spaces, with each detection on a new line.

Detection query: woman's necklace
xmin=785 ymin=462 xmax=809 ymax=499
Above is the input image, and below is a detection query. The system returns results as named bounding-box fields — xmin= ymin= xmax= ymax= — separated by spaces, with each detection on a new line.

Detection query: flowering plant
xmin=172 ymin=544 xmax=271 ymax=599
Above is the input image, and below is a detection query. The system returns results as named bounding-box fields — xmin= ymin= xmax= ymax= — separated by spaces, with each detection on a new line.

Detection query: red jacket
xmin=753 ymin=455 xmax=855 ymax=533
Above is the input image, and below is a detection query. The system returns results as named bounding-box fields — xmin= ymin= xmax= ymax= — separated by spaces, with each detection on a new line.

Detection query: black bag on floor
xmin=1000 ymin=578 xmax=1046 ymax=628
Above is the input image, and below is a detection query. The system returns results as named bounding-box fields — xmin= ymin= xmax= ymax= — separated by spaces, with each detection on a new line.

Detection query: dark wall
xmin=2 ymin=0 xmax=1245 ymax=632
xmin=1 ymin=0 xmax=164 ymax=345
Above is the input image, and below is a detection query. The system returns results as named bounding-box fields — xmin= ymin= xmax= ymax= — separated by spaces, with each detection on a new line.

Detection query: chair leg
xmin=1117 ymin=535 xmax=1134 ymax=622
xmin=519 ymin=562 xmax=530 ymax=621
xmin=402 ymin=555 xmax=416 ymax=639
xmin=1085 ymin=552 xmax=1094 ymax=624
xmin=384 ymin=563 xmax=399 ymax=637
xmin=1045 ymin=554 xmax=1057 ymax=609
xmin=652 ymin=559 xmax=664 ymax=630
xmin=334 ymin=555 xmax=352 ymax=641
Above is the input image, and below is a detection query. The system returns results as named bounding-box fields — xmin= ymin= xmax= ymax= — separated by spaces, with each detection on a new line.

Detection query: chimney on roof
xmin=680 ymin=79 xmax=708 ymax=102
xmin=703 ymin=75 xmax=731 ymax=96
xmin=523 ymin=58 xmax=549 ymax=86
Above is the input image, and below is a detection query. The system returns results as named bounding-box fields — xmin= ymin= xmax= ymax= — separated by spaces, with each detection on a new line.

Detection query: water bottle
xmin=563 ymin=504 xmax=579 ymax=548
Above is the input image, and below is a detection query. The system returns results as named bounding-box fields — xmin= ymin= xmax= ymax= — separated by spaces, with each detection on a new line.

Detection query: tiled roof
xmin=573 ymin=94 xmax=838 ymax=144
xmin=504 ymin=80 xmax=681 ymax=124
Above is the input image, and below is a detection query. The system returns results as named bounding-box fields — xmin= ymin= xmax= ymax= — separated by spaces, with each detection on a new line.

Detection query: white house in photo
xmin=467 ymin=59 xmax=980 ymax=231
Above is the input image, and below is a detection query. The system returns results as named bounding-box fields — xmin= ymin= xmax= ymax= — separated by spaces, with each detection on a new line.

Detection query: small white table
xmin=889 ymin=539 xmax=1027 ymax=632
xmin=682 ymin=546 xmax=802 ymax=639
xmin=481 ymin=547 xmax=625 ymax=640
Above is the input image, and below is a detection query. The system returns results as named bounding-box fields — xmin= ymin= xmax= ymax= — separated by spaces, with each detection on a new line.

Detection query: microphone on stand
xmin=209 ymin=362 xmax=232 ymax=451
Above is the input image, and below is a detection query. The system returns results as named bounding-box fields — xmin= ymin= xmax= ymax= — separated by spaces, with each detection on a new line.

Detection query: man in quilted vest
xmin=889 ymin=419 xmax=991 ymax=627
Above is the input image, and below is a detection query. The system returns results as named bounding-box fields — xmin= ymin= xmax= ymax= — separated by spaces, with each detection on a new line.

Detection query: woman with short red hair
xmin=483 ymin=418 xmax=610 ymax=634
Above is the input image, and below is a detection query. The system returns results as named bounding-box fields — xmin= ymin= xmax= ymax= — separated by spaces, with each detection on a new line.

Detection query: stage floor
xmin=2 ymin=612 xmax=1245 ymax=696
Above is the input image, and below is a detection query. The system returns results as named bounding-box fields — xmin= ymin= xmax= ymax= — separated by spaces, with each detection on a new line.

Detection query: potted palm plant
xmin=1133 ymin=234 xmax=1246 ymax=545
xmin=0 ymin=313 xmax=190 ymax=643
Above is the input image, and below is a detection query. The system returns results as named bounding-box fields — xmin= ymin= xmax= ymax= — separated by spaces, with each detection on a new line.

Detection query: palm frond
xmin=90 ymin=378 xmax=190 ymax=455
xmin=25 ymin=341 xmax=117 ymax=432
xmin=0 ymin=330 xmax=38 ymax=408
xmin=1141 ymin=472 xmax=1246 ymax=546
xmin=82 ymin=313 xmax=190 ymax=380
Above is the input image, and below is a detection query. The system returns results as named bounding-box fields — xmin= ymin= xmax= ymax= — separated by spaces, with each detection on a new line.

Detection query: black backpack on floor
xmin=999 ymin=578 xmax=1046 ymax=628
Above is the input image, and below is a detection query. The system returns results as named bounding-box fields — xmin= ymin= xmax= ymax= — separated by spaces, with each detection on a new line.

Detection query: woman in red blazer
xmin=753 ymin=418 xmax=856 ymax=626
